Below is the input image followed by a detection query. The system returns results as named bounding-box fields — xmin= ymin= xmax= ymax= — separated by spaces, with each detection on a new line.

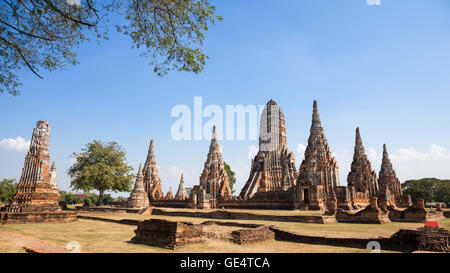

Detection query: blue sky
xmin=1 ymin=0 xmax=450 ymax=197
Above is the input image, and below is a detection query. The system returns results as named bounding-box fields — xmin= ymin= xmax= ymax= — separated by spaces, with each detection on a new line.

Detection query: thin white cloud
xmin=0 ymin=137 xmax=30 ymax=152
xmin=296 ymin=144 xmax=306 ymax=162
xmin=368 ymin=148 xmax=378 ymax=162
xmin=366 ymin=0 xmax=381 ymax=6
xmin=248 ymin=145 xmax=258 ymax=159
xmin=168 ymin=165 xmax=184 ymax=177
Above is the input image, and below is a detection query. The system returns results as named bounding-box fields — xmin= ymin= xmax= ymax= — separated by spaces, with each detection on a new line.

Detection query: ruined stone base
xmin=389 ymin=205 xmax=444 ymax=223
xmin=336 ymin=207 xmax=390 ymax=224
xmin=271 ymin=226 xmax=450 ymax=253
xmin=0 ymin=211 xmax=78 ymax=225
xmin=444 ymin=211 xmax=450 ymax=218
xmin=390 ymin=227 xmax=450 ymax=253
xmin=131 ymin=219 xmax=204 ymax=249
xmin=230 ymin=226 xmax=275 ymax=245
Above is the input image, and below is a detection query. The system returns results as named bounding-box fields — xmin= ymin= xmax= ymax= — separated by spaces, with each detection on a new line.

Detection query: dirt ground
xmin=0 ymin=230 xmax=70 ymax=253
xmin=1 ymin=209 xmax=448 ymax=253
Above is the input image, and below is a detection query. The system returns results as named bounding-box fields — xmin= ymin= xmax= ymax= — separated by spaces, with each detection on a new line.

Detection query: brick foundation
xmin=0 ymin=211 xmax=77 ymax=225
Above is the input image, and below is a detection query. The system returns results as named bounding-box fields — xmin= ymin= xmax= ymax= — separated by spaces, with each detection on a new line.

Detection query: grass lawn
xmin=1 ymin=210 xmax=448 ymax=253
xmin=0 ymin=219 xmax=390 ymax=253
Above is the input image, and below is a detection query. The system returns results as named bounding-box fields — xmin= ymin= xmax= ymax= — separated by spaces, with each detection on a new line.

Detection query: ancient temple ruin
xmin=143 ymin=140 xmax=164 ymax=200
xmin=190 ymin=126 xmax=232 ymax=209
xmin=175 ymin=174 xmax=188 ymax=201
xmin=295 ymin=101 xmax=340 ymax=210
xmin=144 ymin=100 xmax=412 ymax=213
xmin=239 ymin=99 xmax=297 ymax=199
xmin=127 ymin=164 xmax=150 ymax=208
xmin=347 ymin=128 xmax=379 ymax=200
xmin=1 ymin=121 xmax=76 ymax=224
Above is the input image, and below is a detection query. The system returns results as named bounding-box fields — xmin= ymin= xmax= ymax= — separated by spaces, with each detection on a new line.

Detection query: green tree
xmin=0 ymin=178 xmax=17 ymax=205
xmin=68 ymin=140 xmax=134 ymax=206
xmin=0 ymin=0 xmax=222 ymax=96
xmin=224 ymin=162 xmax=236 ymax=194
xmin=402 ymin=178 xmax=450 ymax=204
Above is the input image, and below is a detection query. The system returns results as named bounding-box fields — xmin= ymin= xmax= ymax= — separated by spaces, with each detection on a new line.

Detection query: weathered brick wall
xmin=131 ymin=219 xmax=204 ymax=249
xmin=444 ymin=211 xmax=450 ymax=218
xmin=271 ymin=226 xmax=450 ymax=253
xmin=388 ymin=202 xmax=444 ymax=223
xmin=0 ymin=211 xmax=77 ymax=225
xmin=390 ymin=227 xmax=450 ymax=253
xmin=231 ymin=226 xmax=275 ymax=245
xmin=151 ymin=208 xmax=333 ymax=224
xmin=336 ymin=207 xmax=390 ymax=224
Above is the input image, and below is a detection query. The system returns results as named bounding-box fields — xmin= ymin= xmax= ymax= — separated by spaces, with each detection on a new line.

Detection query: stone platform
xmin=130 ymin=218 xmax=277 ymax=249
xmin=336 ymin=197 xmax=390 ymax=224
xmin=0 ymin=211 xmax=77 ymax=225
xmin=388 ymin=199 xmax=444 ymax=223
xmin=230 ymin=226 xmax=275 ymax=245
xmin=390 ymin=227 xmax=450 ymax=253
xmin=271 ymin=226 xmax=450 ymax=253
xmin=131 ymin=219 xmax=204 ymax=249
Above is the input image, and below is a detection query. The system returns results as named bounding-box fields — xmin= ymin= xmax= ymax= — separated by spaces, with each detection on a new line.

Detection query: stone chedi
xmin=143 ymin=140 xmax=164 ymax=200
xmin=240 ymin=99 xmax=297 ymax=199
xmin=198 ymin=126 xmax=232 ymax=200
xmin=49 ymin=161 xmax=60 ymax=194
xmin=297 ymin=101 xmax=340 ymax=193
xmin=378 ymin=144 xmax=410 ymax=207
xmin=127 ymin=164 xmax=150 ymax=208
xmin=175 ymin=174 xmax=188 ymax=200
xmin=7 ymin=121 xmax=61 ymax=212
xmin=295 ymin=101 xmax=340 ymax=210
xmin=165 ymin=187 xmax=174 ymax=200
xmin=347 ymin=128 xmax=379 ymax=197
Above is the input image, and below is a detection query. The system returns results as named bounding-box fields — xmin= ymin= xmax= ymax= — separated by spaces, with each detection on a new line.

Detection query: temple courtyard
xmin=1 ymin=208 xmax=449 ymax=253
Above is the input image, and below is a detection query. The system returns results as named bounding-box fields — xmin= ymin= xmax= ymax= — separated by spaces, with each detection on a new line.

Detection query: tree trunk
xmin=99 ymin=189 xmax=104 ymax=206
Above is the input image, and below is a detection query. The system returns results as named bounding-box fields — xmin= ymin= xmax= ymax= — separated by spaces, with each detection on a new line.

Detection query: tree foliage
xmin=60 ymin=190 xmax=98 ymax=205
xmin=0 ymin=178 xmax=16 ymax=205
xmin=0 ymin=0 xmax=222 ymax=96
xmin=68 ymin=140 xmax=134 ymax=205
xmin=224 ymin=162 xmax=236 ymax=194
xmin=402 ymin=178 xmax=450 ymax=204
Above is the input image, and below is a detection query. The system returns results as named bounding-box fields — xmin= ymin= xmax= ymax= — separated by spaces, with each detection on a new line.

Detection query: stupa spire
xmin=378 ymin=144 xmax=402 ymax=203
xmin=354 ymin=127 xmax=365 ymax=157
xmin=347 ymin=128 xmax=378 ymax=196
xmin=199 ymin=126 xmax=232 ymax=201
xmin=298 ymin=100 xmax=340 ymax=194
xmin=175 ymin=173 xmax=188 ymax=200
xmin=143 ymin=139 xmax=163 ymax=200
xmin=127 ymin=163 xmax=149 ymax=208
xmin=309 ymin=100 xmax=325 ymax=140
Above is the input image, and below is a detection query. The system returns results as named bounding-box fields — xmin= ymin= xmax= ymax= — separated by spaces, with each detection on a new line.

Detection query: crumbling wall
xmin=390 ymin=227 xmax=450 ymax=253
xmin=151 ymin=208 xmax=334 ymax=223
xmin=336 ymin=197 xmax=390 ymax=224
xmin=230 ymin=226 xmax=275 ymax=245
xmin=389 ymin=199 xmax=444 ymax=223
xmin=0 ymin=211 xmax=77 ymax=225
xmin=131 ymin=219 xmax=204 ymax=249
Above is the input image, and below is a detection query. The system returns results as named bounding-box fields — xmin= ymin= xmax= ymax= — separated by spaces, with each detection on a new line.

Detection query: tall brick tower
xmin=7 ymin=121 xmax=61 ymax=212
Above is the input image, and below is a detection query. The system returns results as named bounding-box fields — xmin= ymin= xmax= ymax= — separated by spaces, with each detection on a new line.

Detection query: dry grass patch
xmin=0 ymin=219 xmax=392 ymax=253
